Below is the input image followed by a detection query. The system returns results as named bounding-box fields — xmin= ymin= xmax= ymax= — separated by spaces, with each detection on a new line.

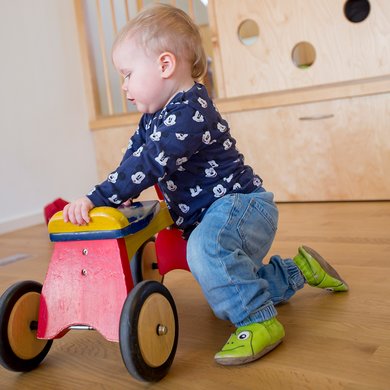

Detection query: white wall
xmin=0 ymin=1 xmax=98 ymax=234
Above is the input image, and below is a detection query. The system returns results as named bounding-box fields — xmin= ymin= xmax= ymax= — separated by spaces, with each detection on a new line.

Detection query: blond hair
xmin=113 ymin=3 xmax=207 ymax=81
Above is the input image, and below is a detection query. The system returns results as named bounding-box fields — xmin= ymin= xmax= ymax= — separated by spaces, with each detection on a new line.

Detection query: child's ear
xmin=159 ymin=52 xmax=176 ymax=78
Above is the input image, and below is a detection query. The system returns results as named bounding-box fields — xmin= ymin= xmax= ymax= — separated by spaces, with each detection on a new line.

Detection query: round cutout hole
xmin=344 ymin=0 xmax=370 ymax=23
xmin=291 ymin=41 xmax=316 ymax=69
xmin=238 ymin=19 xmax=259 ymax=46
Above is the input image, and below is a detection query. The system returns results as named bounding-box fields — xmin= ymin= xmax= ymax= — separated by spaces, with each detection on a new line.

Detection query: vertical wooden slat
xmin=73 ymin=0 xmax=101 ymax=120
xmin=124 ymin=0 xmax=131 ymax=21
xmin=136 ymin=0 xmax=143 ymax=12
xmin=207 ymin=0 xmax=225 ymax=97
xmin=110 ymin=0 xmax=118 ymax=32
xmin=110 ymin=0 xmax=128 ymax=113
xmin=95 ymin=0 xmax=114 ymax=115
xmin=188 ymin=0 xmax=195 ymax=20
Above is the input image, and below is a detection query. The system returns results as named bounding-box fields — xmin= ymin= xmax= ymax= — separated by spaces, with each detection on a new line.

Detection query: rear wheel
xmin=0 ymin=280 xmax=53 ymax=371
xmin=132 ymin=237 xmax=163 ymax=284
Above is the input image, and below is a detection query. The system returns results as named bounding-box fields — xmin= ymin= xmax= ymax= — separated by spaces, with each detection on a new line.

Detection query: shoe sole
xmin=214 ymin=339 xmax=283 ymax=366
xmin=301 ymin=246 xmax=349 ymax=292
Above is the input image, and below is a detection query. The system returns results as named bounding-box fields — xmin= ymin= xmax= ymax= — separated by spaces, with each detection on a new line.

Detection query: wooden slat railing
xmin=74 ymin=0 xmax=204 ymax=127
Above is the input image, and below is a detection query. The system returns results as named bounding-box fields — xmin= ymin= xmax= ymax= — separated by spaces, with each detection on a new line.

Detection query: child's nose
xmin=121 ymin=80 xmax=128 ymax=91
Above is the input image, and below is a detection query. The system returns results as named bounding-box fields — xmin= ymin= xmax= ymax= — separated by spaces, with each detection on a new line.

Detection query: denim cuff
xmin=285 ymin=258 xmax=305 ymax=290
xmin=236 ymin=301 xmax=278 ymax=327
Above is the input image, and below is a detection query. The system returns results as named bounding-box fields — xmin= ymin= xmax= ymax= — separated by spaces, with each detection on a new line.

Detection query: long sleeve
xmin=87 ymin=103 xmax=205 ymax=207
xmin=119 ymin=116 xmax=147 ymax=166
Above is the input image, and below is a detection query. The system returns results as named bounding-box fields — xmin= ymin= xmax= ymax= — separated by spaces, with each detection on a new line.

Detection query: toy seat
xmin=156 ymin=229 xmax=190 ymax=274
xmin=153 ymin=185 xmax=190 ymax=274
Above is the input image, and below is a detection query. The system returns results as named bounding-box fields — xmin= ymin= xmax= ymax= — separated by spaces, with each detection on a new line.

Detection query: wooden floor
xmin=0 ymin=201 xmax=389 ymax=390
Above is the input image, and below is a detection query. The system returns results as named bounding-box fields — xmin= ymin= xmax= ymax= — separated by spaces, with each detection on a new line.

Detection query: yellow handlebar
xmin=48 ymin=207 xmax=130 ymax=234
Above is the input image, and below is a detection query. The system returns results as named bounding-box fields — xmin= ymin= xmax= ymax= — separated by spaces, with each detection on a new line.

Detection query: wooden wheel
xmin=119 ymin=280 xmax=178 ymax=382
xmin=132 ymin=237 xmax=164 ymax=284
xmin=0 ymin=281 xmax=52 ymax=371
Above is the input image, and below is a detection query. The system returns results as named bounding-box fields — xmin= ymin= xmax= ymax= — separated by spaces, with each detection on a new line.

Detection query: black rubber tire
xmin=119 ymin=280 xmax=178 ymax=382
xmin=131 ymin=237 xmax=164 ymax=285
xmin=0 ymin=280 xmax=53 ymax=371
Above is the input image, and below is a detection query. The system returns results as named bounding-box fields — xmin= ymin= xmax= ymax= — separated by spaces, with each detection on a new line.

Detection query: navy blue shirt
xmin=87 ymin=83 xmax=263 ymax=231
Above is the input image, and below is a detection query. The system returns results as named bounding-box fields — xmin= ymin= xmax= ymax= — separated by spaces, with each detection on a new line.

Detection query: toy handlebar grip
xmin=48 ymin=207 xmax=129 ymax=234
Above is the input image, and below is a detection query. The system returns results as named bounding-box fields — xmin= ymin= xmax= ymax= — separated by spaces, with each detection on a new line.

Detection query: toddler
xmin=63 ymin=4 xmax=348 ymax=365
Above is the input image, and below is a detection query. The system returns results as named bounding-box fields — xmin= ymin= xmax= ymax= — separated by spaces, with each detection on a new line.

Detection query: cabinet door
xmin=211 ymin=0 xmax=390 ymax=97
xmin=225 ymin=93 xmax=390 ymax=201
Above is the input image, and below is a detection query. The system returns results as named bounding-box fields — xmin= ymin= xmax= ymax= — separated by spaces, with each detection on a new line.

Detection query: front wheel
xmin=119 ymin=280 xmax=178 ymax=382
xmin=0 ymin=280 xmax=53 ymax=371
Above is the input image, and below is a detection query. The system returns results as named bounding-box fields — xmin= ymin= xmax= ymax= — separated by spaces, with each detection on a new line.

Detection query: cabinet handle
xmin=299 ymin=114 xmax=334 ymax=121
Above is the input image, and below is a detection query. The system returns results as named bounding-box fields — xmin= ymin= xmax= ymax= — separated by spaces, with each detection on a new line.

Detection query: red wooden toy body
xmin=39 ymin=201 xmax=178 ymax=342
xmin=37 ymin=238 xmax=133 ymax=342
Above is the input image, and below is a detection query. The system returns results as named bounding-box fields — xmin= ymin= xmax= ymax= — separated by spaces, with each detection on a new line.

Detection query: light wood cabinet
xmin=226 ymin=93 xmax=390 ymax=201
xmin=207 ymin=0 xmax=390 ymax=200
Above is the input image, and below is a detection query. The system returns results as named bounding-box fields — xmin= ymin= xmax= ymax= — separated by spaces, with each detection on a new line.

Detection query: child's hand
xmin=63 ymin=196 xmax=95 ymax=225
xmin=122 ymin=198 xmax=133 ymax=207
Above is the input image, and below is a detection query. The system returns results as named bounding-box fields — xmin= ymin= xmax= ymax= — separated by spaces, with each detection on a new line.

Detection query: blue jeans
xmin=186 ymin=190 xmax=305 ymax=327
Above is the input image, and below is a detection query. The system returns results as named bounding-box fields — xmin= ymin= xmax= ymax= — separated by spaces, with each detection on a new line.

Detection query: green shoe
xmin=294 ymin=246 xmax=349 ymax=292
xmin=214 ymin=318 xmax=285 ymax=366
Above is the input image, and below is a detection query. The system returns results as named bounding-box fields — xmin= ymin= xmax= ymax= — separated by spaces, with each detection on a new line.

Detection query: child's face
xmin=113 ymin=39 xmax=171 ymax=114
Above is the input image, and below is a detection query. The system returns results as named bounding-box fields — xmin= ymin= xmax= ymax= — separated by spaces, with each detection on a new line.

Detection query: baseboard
xmin=0 ymin=212 xmax=45 ymax=235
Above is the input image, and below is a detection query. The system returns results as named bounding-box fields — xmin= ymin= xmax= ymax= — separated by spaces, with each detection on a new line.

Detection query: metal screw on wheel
xmin=119 ymin=280 xmax=178 ymax=382
xmin=0 ymin=280 xmax=53 ymax=371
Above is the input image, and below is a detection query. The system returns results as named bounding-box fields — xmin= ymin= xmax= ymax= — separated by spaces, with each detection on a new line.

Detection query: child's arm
xmin=88 ymin=104 xmax=205 ymax=209
xmin=63 ymin=196 xmax=95 ymax=225
xmin=119 ymin=117 xmax=149 ymax=166
xmin=62 ymin=119 xmax=148 ymax=225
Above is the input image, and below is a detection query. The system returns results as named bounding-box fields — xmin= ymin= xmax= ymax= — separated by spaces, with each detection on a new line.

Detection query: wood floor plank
xmin=0 ymin=201 xmax=389 ymax=389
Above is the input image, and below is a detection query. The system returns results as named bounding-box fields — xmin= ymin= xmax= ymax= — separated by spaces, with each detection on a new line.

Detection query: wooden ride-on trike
xmin=0 ymin=199 xmax=190 ymax=382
